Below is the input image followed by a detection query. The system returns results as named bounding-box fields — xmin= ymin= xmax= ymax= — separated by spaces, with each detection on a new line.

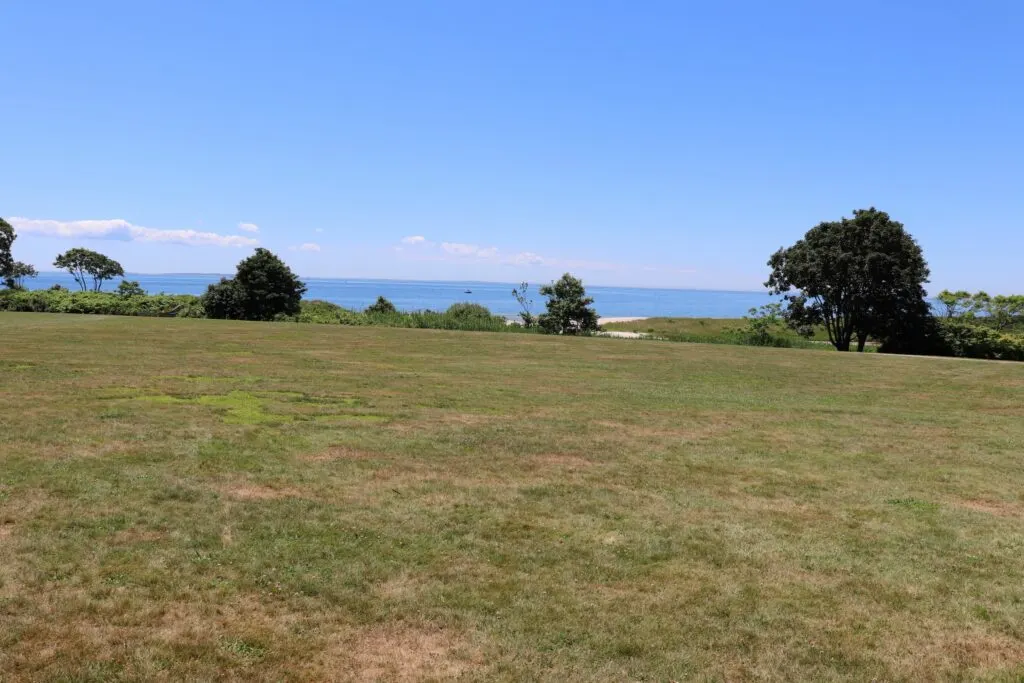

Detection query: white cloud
xmin=290 ymin=242 xmax=321 ymax=252
xmin=11 ymin=217 xmax=259 ymax=248
xmin=396 ymin=236 xmax=550 ymax=266
xmin=315 ymin=228 xmax=324 ymax=233
xmin=508 ymin=251 xmax=549 ymax=266
xmin=441 ymin=242 xmax=498 ymax=259
xmin=237 ymin=222 xmax=260 ymax=233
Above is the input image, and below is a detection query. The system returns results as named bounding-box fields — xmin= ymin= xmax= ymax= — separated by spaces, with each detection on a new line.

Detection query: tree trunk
xmin=856 ymin=332 xmax=868 ymax=352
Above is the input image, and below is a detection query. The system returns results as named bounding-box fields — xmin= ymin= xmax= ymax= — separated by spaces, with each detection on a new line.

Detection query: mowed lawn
xmin=1 ymin=314 xmax=1023 ymax=681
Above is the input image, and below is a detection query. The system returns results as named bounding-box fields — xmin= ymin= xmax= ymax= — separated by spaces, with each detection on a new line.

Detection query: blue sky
xmin=1 ymin=1 xmax=1021 ymax=292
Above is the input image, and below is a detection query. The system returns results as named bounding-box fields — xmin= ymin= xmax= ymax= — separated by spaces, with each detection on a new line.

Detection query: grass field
xmin=2 ymin=313 xmax=1023 ymax=681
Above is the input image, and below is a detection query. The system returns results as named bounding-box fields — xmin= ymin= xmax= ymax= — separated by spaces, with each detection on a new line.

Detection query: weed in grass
xmin=220 ymin=638 xmax=267 ymax=661
xmin=887 ymin=497 xmax=941 ymax=512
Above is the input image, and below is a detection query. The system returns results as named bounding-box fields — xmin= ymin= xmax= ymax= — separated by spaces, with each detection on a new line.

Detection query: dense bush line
xmin=0 ymin=288 xmax=206 ymax=317
xmin=0 ymin=289 xmax=522 ymax=332
xmin=932 ymin=321 xmax=1024 ymax=361
xmin=297 ymin=299 xmax=523 ymax=332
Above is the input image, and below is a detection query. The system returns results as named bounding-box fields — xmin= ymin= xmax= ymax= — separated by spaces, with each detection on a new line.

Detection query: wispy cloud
xmin=508 ymin=251 xmax=550 ymax=266
xmin=393 ymin=234 xmax=695 ymax=279
xmin=314 ymin=228 xmax=325 ymax=234
xmin=399 ymin=236 xmax=547 ymax=266
xmin=441 ymin=242 xmax=498 ymax=259
xmin=237 ymin=222 xmax=260 ymax=233
xmin=290 ymin=242 xmax=321 ymax=252
xmin=10 ymin=217 xmax=259 ymax=247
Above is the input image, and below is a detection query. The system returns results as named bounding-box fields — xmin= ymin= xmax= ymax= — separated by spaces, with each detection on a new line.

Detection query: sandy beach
xmin=598 ymin=316 xmax=647 ymax=324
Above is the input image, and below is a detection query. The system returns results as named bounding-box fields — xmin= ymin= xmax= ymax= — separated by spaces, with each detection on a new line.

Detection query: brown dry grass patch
xmin=2 ymin=592 xmax=305 ymax=680
xmin=528 ymin=452 xmax=593 ymax=470
xmin=307 ymin=622 xmax=485 ymax=682
xmin=953 ymin=499 xmax=1023 ymax=519
xmin=592 ymin=417 xmax=737 ymax=442
xmin=32 ymin=439 xmax=138 ymax=460
xmin=887 ymin=623 xmax=1024 ymax=679
xmin=303 ymin=445 xmax=380 ymax=462
xmin=387 ymin=411 xmax=503 ymax=435
xmin=214 ymin=482 xmax=305 ymax=501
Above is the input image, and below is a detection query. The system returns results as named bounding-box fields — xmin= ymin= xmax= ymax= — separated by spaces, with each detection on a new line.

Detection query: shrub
xmin=512 ymin=282 xmax=536 ymax=328
xmin=734 ymin=304 xmax=791 ymax=346
xmin=297 ymin=300 xmax=368 ymax=325
xmin=933 ymin=321 xmax=1024 ymax=361
xmin=365 ymin=296 xmax=397 ymax=314
xmin=116 ymin=280 xmax=146 ymax=298
xmin=445 ymin=302 xmax=493 ymax=320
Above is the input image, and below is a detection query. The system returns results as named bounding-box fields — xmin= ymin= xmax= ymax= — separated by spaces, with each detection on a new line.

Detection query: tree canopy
xmin=538 ymin=273 xmax=599 ymax=335
xmin=53 ymin=248 xmax=125 ymax=292
xmin=0 ymin=218 xmax=16 ymax=283
xmin=202 ymin=248 xmax=306 ymax=321
xmin=767 ymin=208 xmax=930 ymax=351
xmin=938 ymin=290 xmax=1024 ymax=331
xmin=5 ymin=262 xmax=37 ymax=290
xmin=936 ymin=290 xmax=975 ymax=319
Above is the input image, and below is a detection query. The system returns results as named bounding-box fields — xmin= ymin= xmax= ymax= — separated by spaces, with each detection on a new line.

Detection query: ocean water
xmin=27 ymin=272 xmax=775 ymax=318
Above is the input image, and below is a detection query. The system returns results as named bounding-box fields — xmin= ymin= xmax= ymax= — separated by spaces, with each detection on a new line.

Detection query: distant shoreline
xmin=26 ymin=271 xmax=767 ymax=296
xmin=24 ymin=273 xmax=779 ymax=319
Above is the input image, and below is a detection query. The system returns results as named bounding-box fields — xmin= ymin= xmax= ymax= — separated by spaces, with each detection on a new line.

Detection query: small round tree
xmin=537 ymin=273 xmax=599 ymax=335
xmin=365 ymin=296 xmax=397 ymax=314
xmin=203 ymin=248 xmax=306 ymax=321
xmin=445 ymin=302 xmax=493 ymax=320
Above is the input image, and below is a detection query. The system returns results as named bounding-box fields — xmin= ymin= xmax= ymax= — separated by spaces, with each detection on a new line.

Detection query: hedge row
xmin=295 ymin=300 xmax=522 ymax=332
xmin=934 ymin=320 xmax=1024 ymax=361
xmin=0 ymin=289 xmax=205 ymax=317
xmin=0 ymin=290 xmax=522 ymax=333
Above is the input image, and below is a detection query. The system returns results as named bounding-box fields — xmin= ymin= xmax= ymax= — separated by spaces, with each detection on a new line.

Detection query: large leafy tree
xmin=53 ymin=248 xmax=125 ymax=291
xmin=767 ymin=208 xmax=930 ymax=351
xmin=538 ymin=273 xmax=599 ymax=335
xmin=202 ymin=248 xmax=306 ymax=321
xmin=0 ymin=218 xmax=15 ymax=282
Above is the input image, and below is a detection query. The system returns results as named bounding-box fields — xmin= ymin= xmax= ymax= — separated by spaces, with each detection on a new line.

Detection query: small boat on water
xmin=464 ymin=289 xmax=472 ymax=294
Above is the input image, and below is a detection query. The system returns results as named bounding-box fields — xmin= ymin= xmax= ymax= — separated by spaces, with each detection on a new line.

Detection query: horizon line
xmin=30 ymin=270 xmax=772 ymax=296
